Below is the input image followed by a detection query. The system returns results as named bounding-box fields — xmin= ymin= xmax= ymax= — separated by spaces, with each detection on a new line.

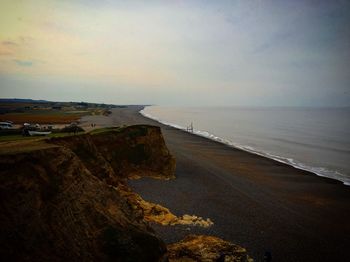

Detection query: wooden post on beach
xmin=187 ymin=122 xmax=193 ymax=133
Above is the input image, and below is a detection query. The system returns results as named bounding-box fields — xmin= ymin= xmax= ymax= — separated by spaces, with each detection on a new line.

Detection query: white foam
xmin=140 ymin=108 xmax=350 ymax=186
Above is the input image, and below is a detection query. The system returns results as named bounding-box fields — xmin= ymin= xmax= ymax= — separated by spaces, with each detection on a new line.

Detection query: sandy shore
xmin=81 ymin=106 xmax=350 ymax=261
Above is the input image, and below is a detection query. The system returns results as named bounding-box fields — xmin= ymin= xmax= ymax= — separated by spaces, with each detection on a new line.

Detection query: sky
xmin=0 ymin=0 xmax=349 ymax=106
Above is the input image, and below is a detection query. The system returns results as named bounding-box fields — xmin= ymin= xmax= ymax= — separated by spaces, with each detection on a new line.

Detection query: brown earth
xmin=1 ymin=112 xmax=82 ymax=124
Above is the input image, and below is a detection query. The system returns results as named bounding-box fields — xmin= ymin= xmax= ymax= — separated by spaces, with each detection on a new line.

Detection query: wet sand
xmin=83 ymin=105 xmax=350 ymax=261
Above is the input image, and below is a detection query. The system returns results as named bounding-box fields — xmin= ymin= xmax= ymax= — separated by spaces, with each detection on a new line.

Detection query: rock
xmin=119 ymin=185 xmax=213 ymax=227
xmin=168 ymin=235 xmax=253 ymax=262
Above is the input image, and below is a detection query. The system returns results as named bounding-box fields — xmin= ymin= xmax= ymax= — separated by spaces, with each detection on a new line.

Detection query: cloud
xmin=2 ymin=41 xmax=17 ymax=46
xmin=0 ymin=37 xmax=32 ymax=56
xmin=1 ymin=36 xmax=33 ymax=46
xmin=13 ymin=59 xmax=33 ymax=67
xmin=0 ymin=49 xmax=12 ymax=56
xmin=252 ymin=31 xmax=293 ymax=54
xmin=0 ymin=42 xmax=15 ymax=56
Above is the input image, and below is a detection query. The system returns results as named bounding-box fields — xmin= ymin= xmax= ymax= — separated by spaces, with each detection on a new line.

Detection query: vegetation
xmin=89 ymin=126 xmax=124 ymax=135
xmin=0 ymin=129 xmax=22 ymax=136
xmin=0 ymin=131 xmax=86 ymax=142
xmin=0 ymin=134 xmax=35 ymax=142
xmin=0 ymin=98 xmax=117 ymax=124
xmin=60 ymin=125 xmax=85 ymax=133
xmin=125 ymin=125 xmax=149 ymax=138
xmin=48 ymin=132 xmax=86 ymax=139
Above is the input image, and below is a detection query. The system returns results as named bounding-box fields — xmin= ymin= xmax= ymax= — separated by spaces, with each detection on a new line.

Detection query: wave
xmin=140 ymin=108 xmax=350 ymax=186
xmin=271 ymin=137 xmax=350 ymax=154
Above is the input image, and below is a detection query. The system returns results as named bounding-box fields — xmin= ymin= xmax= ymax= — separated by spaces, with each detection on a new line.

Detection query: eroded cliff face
xmin=0 ymin=125 xmax=251 ymax=262
xmin=0 ymin=125 xmax=172 ymax=262
xmin=51 ymin=125 xmax=176 ymax=183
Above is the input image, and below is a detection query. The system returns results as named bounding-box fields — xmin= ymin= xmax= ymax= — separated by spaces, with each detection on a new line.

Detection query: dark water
xmin=142 ymin=106 xmax=350 ymax=185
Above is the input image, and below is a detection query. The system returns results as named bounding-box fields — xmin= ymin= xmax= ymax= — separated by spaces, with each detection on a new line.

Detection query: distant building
xmin=75 ymin=105 xmax=87 ymax=109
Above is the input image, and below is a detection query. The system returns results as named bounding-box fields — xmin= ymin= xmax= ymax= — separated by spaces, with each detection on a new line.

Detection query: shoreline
xmin=140 ymin=107 xmax=349 ymax=187
xmin=81 ymin=105 xmax=350 ymax=261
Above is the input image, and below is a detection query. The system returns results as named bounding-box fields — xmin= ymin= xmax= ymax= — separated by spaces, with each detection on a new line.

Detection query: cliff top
xmin=0 ymin=125 xmax=153 ymax=155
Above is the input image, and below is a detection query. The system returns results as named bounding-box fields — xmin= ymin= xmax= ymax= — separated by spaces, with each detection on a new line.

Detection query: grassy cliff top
xmin=0 ymin=125 xmax=159 ymax=155
xmin=0 ymin=140 xmax=59 ymax=155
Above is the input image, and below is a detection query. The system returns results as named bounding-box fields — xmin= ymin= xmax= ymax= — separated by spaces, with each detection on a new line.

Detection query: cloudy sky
xmin=0 ymin=0 xmax=349 ymax=106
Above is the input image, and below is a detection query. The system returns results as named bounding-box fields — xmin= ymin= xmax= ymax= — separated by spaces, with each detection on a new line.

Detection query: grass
xmin=0 ymin=126 xmax=122 ymax=141
xmin=89 ymin=125 xmax=151 ymax=137
xmin=0 ymin=131 xmax=86 ymax=142
xmin=89 ymin=126 xmax=125 ymax=135
xmin=0 ymin=135 xmax=36 ymax=142
xmin=0 ymin=125 xmax=122 ymax=142
xmin=0 ymin=125 xmax=151 ymax=142
xmin=126 ymin=126 xmax=148 ymax=138
xmin=47 ymin=131 xmax=86 ymax=138
xmin=0 ymin=140 xmax=59 ymax=155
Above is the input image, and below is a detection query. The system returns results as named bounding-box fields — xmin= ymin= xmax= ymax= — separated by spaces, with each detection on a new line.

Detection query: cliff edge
xmin=0 ymin=125 xmax=251 ymax=261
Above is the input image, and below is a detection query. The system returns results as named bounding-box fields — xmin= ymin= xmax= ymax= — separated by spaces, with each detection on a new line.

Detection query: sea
xmin=141 ymin=106 xmax=350 ymax=186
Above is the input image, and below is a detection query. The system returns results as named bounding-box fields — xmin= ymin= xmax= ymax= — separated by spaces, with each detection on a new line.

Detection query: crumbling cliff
xmin=51 ymin=125 xmax=176 ymax=183
xmin=0 ymin=125 xmax=251 ymax=261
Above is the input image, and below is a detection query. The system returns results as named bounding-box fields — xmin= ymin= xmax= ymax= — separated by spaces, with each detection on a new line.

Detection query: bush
xmin=60 ymin=125 xmax=85 ymax=133
xmin=0 ymin=129 xmax=22 ymax=136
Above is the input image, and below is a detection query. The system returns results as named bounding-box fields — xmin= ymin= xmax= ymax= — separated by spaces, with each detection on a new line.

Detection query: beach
xmin=81 ymin=106 xmax=350 ymax=261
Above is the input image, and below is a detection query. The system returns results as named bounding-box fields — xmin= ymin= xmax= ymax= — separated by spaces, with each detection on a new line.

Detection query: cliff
xmin=51 ymin=125 xmax=176 ymax=183
xmin=0 ymin=125 xmax=174 ymax=261
xmin=0 ymin=125 xmax=251 ymax=261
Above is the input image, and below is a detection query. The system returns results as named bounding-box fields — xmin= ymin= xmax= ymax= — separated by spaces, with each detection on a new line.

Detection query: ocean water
xmin=141 ymin=106 xmax=350 ymax=186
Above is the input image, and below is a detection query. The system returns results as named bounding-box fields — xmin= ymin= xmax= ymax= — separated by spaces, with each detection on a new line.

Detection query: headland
xmin=89 ymin=105 xmax=350 ymax=262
